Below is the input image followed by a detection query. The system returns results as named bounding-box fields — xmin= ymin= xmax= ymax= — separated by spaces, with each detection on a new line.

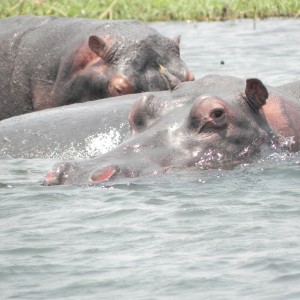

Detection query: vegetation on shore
xmin=1 ymin=0 xmax=299 ymax=21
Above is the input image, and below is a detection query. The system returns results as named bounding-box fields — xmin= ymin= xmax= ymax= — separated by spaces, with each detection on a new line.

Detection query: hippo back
xmin=0 ymin=16 xmax=54 ymax=118
xmin=277 ymin=80 xmax=300 ymax=101
xmin=0 ymin=16 xmax=193 ymax=120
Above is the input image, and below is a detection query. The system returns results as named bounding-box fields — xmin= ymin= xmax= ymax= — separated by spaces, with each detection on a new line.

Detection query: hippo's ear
xmin=173 ymin=35 xmax=181 ymax=47
xmin=88 ymin=35 xmax=108 ymax=59
xmin=245 ymin=78 xmax=268 ymax=110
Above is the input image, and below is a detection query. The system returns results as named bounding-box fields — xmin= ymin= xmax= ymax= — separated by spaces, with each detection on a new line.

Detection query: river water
xmin=1 ymin=18 xmax=300 ymax=300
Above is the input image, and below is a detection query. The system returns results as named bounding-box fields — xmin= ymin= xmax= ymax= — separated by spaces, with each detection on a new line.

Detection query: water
xmin=152 ymin=18 xmax=300 ymax=85
xmin=1 ymin=19 xmax=300 ymax=299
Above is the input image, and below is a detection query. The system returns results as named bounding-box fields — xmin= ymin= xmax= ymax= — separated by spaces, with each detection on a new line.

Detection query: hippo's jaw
xmin=116 ymin=63 xmax=194 ymax=97
xmin=43 ymin=143 xmax=176 ymax=186
xmin=45 ymin=140 xmax=270 ymax=186
xmin=104 ymin=63 xmax=193 ymax=99
xmin=186 ymin=134 xmax=272 ymax=171
xmin=43 ymin=127 xmax=275 ymax=187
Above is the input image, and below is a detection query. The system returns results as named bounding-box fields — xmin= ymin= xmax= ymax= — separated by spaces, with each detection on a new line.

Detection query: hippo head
xmin=44 ymin=76 xmax=278 ymax=186
xmin=53 ymin=21 xmax=195 ymax=107
xmin=86 ymin=22 xmax=194 ymax=98
xmin=53 ymin=22 xmax=194 ymax=107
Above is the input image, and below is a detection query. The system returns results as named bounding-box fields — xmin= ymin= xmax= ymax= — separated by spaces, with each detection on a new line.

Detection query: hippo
xmin=0 ymin=15 xmax=193 ymax=120
xmin=0 ymin=93 xmax=140 ymax=159
xmin=0 ymin=73 xmax=195 ymax=159
xmin=43 ymin=75 xmax=300 ymax=186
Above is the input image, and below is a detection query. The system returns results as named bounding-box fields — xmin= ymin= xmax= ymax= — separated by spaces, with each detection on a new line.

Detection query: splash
xmin=46 ymin=125 xmax=126 ymax=159
xmin=84 ymin=128 xmax=124 ymax=157
xmin=278 ymin=136 xmax=295 ymax=151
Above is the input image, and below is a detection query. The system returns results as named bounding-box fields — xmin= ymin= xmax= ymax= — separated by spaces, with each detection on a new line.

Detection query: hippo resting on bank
xmin=44 ymin=75 xmax=300 ymax=186
xmin=0 ymin=15 xmax=193 ymax=120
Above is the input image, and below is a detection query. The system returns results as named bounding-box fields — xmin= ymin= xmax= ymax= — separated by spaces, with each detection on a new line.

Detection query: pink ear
xmin=88 ymin=35 xmax=107 ymax=58
xmin=245 ymin=78 xmax=268 ymax=110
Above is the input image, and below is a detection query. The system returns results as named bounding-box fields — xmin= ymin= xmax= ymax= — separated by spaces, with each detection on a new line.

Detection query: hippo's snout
xmin=44 ymin=170 xmax=60 ymax=186
xmin=158 ymin=65 xmax=194 ymax=91
xmin=43 ymin=162 xmax=74 ymax=186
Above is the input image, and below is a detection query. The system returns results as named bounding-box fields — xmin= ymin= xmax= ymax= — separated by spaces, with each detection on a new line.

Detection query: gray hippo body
xmin=0 ymin=78 xmax=209 ymax=159
xmin=0 ymin=93 xmax=141 ymax=159
xmin=43 ymin=75 xmax=300 ymax=186
xmin=0 ymin=15 xmax=193 ymax=120
xmin=277 ymin=80 xmax=300 ymax=101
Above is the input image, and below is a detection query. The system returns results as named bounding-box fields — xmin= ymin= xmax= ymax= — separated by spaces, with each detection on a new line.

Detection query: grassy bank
xmin=1 ymin=0 xmax=299 ymax=21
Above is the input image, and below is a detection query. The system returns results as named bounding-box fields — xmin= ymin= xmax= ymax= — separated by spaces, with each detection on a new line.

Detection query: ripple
xmin=272 ymin=273 xmax=300 ymax=283
xmin=0 ymin=247 xmax=56 ymax=255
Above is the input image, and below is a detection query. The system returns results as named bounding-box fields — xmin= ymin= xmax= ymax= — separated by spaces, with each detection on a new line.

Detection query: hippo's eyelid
xmin=115 ymin=87 xmax=122 ymax=94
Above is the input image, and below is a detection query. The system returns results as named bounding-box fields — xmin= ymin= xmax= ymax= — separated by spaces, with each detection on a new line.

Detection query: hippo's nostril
xmin=90 ymin=165 xmax=120 ymax=182
xmin=43 ymin=170 xmax=60 ymax=186
xmin=43 ymin=162 xmax=73 ymax=186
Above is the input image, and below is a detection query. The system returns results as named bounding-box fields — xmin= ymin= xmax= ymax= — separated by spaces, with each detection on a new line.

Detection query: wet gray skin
xmin=0 ymin=16 xmax=193 ymax=120
xmin=0 ymin=68 xmax=183 ymax=159
xmin=44 ymin=75 xmax=300 ymax=186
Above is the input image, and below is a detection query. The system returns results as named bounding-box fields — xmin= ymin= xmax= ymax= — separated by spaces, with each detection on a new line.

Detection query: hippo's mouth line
xmin=87 ymin=162 xmax=175 ymax=183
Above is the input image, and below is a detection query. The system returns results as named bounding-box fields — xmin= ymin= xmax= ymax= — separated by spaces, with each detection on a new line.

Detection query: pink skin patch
xmin=44 ymin=170 xmax=60 ymax=186
xmin=45 ymin=171 xmax=55 ymax=181
xmin=90 ymin=166 xmax=119 ymax=182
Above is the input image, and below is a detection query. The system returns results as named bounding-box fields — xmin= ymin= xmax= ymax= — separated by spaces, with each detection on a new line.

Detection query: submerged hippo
xmin=0 ymin=93 xmax=138 ymax=159
xmin=0 ymin=92 xmax=152 ymax=159
xmin=44 ymin=75 xmax=300 ymax=186
xmin=0 ymin=16 xmax=193 ymax=120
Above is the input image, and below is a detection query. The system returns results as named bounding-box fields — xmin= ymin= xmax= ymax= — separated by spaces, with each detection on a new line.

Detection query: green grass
xmin=1 ymin=0 xmax=299 ymax=21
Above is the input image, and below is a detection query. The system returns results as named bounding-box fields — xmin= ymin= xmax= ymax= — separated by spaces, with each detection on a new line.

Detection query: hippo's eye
xmin=129 ymin=114 xmax=146 ymax=135
xmin=210 ymin=108 xmax=227 ymax=129
xmin=189 ymin=98 xmax=228 ymax=134
xmin=211 ymin=109 xmax=224 ymax=119
xmin=128 ymin=94 xmax=160 ymax=135
xmin=133 ymin=116 xmax=145 ymax=127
